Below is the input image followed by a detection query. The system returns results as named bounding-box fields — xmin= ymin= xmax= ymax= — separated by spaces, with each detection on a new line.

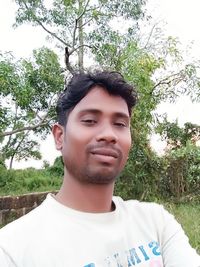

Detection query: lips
xmin=90 ymin=148 xmax=119 ymax=158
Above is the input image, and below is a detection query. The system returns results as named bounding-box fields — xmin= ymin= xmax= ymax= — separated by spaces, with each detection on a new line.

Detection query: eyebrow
xmin=78 ymin=109 xmax=130 ymax=119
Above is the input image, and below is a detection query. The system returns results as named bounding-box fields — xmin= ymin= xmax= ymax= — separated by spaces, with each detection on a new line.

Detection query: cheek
xmin=122 ymin=132 xmax=132 ymax=154
xmin=65 ymin=127 xmax=92 ymax=153
xmin=117 ymin=137 xmax=131 ymax=169
xmin=124 ymin=142 xmax=131 ymax=159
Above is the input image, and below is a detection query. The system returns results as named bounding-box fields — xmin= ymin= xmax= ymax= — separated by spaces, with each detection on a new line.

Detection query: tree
xmin=13 ymin=0 xmax=147 ymax=73
xmin=11 ymin=0 xmax=200 ymax=143
xmin=156 ymin=118 xmax=200 ymax=150
xmin=1 ymin=0 xmax=149 ymax=167
xmin=0 ymin=48 xmax=64 ymax=168
xmin=155 ymin=119 xmax=200 ymax=198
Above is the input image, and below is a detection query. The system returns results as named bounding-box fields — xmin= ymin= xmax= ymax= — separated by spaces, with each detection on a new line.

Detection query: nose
xmin=96 ymin=124 xmax=118 ymax=144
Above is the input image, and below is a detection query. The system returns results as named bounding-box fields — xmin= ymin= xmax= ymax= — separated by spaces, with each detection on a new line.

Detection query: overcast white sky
xmin=1 ymin=0 xmax=200 ymax=168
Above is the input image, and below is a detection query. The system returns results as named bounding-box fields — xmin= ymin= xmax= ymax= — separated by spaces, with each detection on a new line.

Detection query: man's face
xmin=54 ymin=86 xmax=132 ymax=185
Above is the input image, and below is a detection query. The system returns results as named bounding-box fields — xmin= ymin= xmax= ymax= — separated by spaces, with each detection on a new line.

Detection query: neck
xmin=55 ymin=173 xmax=115 ymax=213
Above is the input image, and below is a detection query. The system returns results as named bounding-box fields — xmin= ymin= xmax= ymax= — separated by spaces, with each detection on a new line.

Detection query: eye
xmin=114 ymin=122 xmax=127 ymax=128
xmin=81 ymin=119 xmax=97 ymax=125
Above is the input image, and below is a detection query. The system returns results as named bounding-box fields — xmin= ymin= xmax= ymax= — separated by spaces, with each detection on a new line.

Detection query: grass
xmin=164 ymin=202 xmax=200 ymax=254
xmin=0 ymin=168 xmax=62 ymax=196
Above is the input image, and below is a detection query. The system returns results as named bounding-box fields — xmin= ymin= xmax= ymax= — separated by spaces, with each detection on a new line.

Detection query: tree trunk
xmin=78 ymin=0 xmax=84 ymax=70
xmin=9 ymin=155 xmax=14 ymax=169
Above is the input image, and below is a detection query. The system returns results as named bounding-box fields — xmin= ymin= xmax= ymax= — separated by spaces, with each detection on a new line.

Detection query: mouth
xmin=90 ymin=148 xmax=119 ymax=159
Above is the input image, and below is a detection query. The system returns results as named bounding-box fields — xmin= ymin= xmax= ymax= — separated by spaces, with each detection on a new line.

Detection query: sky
xmin=0 ymin=0 xmax=200 ymax=168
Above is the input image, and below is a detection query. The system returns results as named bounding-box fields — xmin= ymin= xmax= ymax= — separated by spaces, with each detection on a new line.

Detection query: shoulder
xmin=113 ymin=196 xmax=182 ymax=234
xmin=114 ymin=196 xmax=166 ymax=217
xmin=0 ymin=195 xmax=53 ymax=263
xmin=0 ymin=194 xmax=51 ymax=244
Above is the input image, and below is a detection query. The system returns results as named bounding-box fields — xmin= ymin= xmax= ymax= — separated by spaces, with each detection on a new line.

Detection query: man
xmin=0 ymin=71 xmax=199 ymax=267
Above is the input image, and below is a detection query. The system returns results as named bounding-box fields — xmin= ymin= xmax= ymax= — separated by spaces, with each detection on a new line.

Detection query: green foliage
xmin=1 ymin=0 xmax=149 ymax=166
xmin=153 ymin=119 xmax=200 ymax=199
xmin=0 ymin=167 xmax=62 ymax=196
xmin=13 ymin=0 xmax=147 ymax=71
xmin=0 ymin=48 xmax=64 ymax=168
xmin=42 ymin=160 xmax=50 ymax=169
xmin=112 ymin=43 xmax=167 ymax=201
xmin=47 ymin=156 xmax=64 ymax=177
xmin=164 ymin=202 xmax=200 ymax=253
xmin=156 ymin=118 xmax=200 ymax=149
xmin=115 ymin=144 xmax=162 ymax=201
xmin=165 ymin=142 xmax=200 ymax=196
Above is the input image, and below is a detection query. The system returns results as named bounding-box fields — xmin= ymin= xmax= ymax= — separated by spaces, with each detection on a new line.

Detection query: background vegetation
xmin=165 ymin=202 xmax=200 ymax=254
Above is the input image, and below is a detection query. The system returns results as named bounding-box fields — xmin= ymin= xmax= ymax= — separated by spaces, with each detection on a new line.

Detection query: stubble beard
xmin=64 ymin=158 xmax=123 ymax=185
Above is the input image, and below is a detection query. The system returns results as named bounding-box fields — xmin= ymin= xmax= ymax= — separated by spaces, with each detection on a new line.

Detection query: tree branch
xmin=77 ymin=17 xmax=93 ymax=29
xmin=70 ymin=44 xmax=92 ymax=55
xmin=0 ymin=120 xmax=51 ymax=138
xmin=152 ymin=72 xmax=185 ymax=91
xmin=72 ymin=0 xmax=90 ymax=49
xmin=65 ymin=47 xmax=75 ymax=74
xmin=1 ymin=102 xmax=53 ymax=138
xmin=142 ymin=22 xmax=159 ymax=50
xmin=77 ymin=0 xmax=91 ymax=22
xmin=9 ymin=130 xmax=30 ymax=169
xmin=72 ymin=19 xmax=78 ymax=49
xmin=36 ymin=19 xmax=70 ymax=47
xmin=22 ymin=1 xmax=71 ymax=48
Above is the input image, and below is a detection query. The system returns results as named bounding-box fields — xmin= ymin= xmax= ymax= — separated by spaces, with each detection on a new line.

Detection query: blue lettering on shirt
xmin=127 ymin=248 xmax=141 ymax=266
xmin=83 ymin=240 xmax=162 ymax=266
xmin=149 ymin=241 xmax=161 ymax=256
xmin=138 ymin=245 xmax=150 ymax=261
xmin=114 ymin=253 xmax=123 ymax=267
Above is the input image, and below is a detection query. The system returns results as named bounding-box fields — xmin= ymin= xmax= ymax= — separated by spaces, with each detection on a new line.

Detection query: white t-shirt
xmin=0 ymin=194 xmax=199 ymax=267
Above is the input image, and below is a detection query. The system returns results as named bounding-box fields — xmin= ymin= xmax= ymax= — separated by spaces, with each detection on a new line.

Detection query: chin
xmin=83 ymin=168 xmax=119 ymax=185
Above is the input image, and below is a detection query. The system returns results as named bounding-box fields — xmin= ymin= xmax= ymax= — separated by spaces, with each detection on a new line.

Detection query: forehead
xmin=71 ymin=86 xmax=129 ymax=116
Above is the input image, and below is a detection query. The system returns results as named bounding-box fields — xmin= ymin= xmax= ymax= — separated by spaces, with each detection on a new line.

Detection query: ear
xmin=52 ymin=123 xmax=64 ymax=151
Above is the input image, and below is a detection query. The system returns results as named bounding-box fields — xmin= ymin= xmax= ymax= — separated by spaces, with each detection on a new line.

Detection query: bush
xmin=47 ymin=156 xmax=64 ymax=176
xmin=115 ymin=144 xmax=162 ymax=201
xmin=0 ymin=167 xmax=62 ymax=196
xmin=160 ymin=142 xmax=200 ymax=199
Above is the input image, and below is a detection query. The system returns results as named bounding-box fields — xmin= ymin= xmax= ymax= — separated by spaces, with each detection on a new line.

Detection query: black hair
xmin=56 ymin=70 xmax=137 ymax=126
